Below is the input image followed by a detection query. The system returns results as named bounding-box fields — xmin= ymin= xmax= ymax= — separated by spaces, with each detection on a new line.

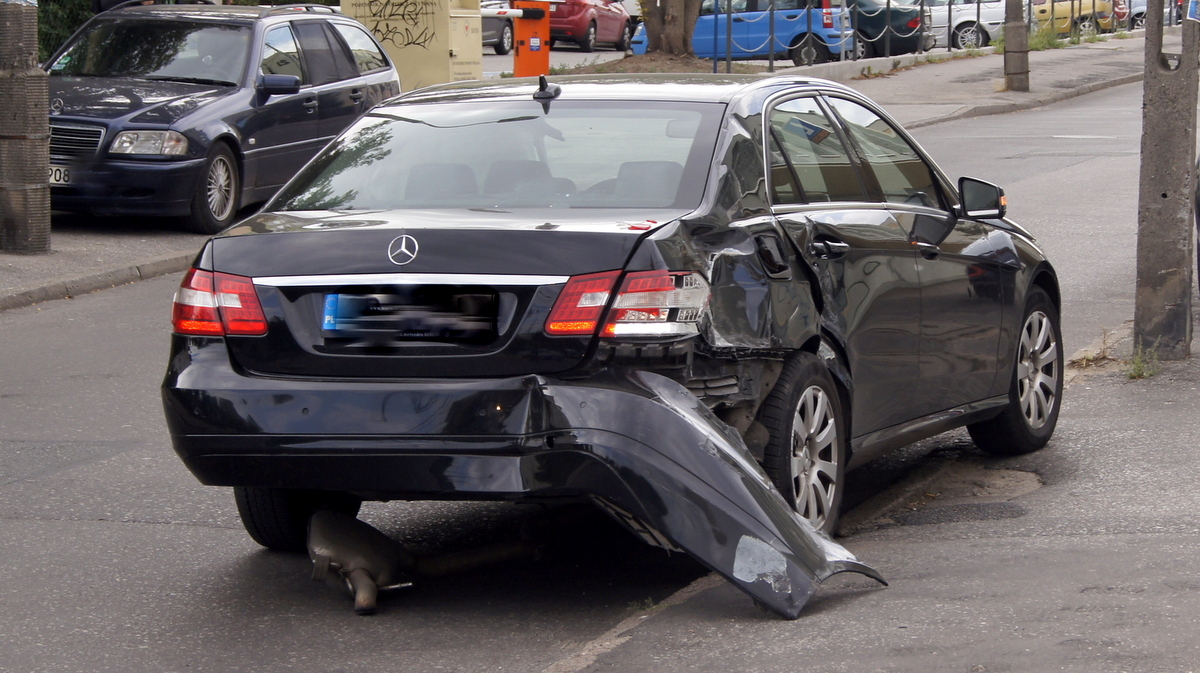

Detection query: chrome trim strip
xmin=254 ymin=273 xmax=571 ymax=287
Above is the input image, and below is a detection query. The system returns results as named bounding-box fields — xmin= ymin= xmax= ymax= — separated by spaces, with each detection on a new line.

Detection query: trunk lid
xmin=212 ymin=210 xmax=680 ymax=378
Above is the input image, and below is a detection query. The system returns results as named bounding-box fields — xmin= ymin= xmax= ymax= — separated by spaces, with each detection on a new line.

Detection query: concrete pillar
xmin=0 ymin=0 xmax=50 ymax=255
xmin=1134 ymin=1 xmax=1199 ymax=359
xmin=1003 ymin=0 xmax=1029 ymax=92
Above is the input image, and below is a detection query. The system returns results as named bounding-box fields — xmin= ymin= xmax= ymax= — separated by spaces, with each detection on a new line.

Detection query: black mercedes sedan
xmin=162 ymin=74 xmax=1062 ymax=617
xmin=45 ymin=2 xmax=400 ymax=233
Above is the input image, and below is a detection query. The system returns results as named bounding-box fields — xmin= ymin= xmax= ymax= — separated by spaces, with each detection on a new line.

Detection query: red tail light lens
xmin=822 ymin=8 xmax=833 ymax=28
xmin=906 ymin=16 xmax=921 ymax=28
xmin=172 ymin=268 xmax=268 ymax=336
xmin=601 ymin=270 xmax=709 ymax=338
xmin=545 ymin=270 xmax=621 ymax=335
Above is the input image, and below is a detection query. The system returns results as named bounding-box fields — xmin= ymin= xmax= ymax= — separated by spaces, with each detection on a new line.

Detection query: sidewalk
xmin=0 ymin=30 xmax=1171 ymax=312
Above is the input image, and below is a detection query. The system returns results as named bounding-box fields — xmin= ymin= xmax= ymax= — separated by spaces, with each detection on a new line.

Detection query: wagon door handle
xmin=303 ymin=97 xmax=318 ymax=112
xmin=349 ymin=89 xmax=364 ymax=102
xmin=915 ymin=241 xmax=940 ymax=260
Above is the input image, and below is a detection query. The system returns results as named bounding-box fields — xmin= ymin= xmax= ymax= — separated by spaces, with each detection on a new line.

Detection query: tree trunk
xmin=644 ymin=0 xmax=702 ymax=55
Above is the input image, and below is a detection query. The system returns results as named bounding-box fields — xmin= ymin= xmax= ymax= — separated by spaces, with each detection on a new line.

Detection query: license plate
xmin=49 ymin=165 xmax=71 ymax=185
xmin=322 ymin=288 xmax=498 ymax=344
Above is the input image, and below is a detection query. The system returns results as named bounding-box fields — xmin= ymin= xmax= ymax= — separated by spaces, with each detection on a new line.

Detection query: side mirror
xmin=259 ymin=74 xmax=301 ymax=96
xmin=958 ymin=176 xmax=1006 ymax=219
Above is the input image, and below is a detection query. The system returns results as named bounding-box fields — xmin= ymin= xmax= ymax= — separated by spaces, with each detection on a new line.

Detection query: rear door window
xmin=332 ymin=23 xmax=389 ymax=73
xmin=294 ymin=21 xmax=348 ymax=86
xmin=768 ymin=96 xmax=866 ymax=204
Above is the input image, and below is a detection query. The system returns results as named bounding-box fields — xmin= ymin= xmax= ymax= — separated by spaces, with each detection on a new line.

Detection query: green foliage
xmin=1125 ymin=341 xmax=1160 ymax=379
xmin=1028 ymin=23 xmax=1066 ymax=50
xmin=38 ymin=0 xmax=92 ymax=62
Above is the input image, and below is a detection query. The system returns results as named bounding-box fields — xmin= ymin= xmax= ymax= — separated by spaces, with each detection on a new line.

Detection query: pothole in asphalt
xmin=840 ymin=459 xmax=1043 ymax=534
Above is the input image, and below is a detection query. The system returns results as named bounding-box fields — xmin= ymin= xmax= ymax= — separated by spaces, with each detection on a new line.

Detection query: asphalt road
xmin=3 ymin=82 xmax=1198 ymax=672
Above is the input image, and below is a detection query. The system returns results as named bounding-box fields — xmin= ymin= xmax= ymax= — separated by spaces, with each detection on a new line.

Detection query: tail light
xmin=545 ymin=270 xmax=710 ymax=338
xmin=544 ymin=270 xmax=621 ymax=335
xmin=906 ymin=15 xmax=921 ymax=28
xmin=172 ymin=268 xmax=268 ymax=336
xmin=822 ymin=8 xmax=833 ymax=28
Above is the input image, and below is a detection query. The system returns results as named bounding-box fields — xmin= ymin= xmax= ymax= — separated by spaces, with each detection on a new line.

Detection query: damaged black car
xmin=162 ymin=74 xmax=1062 ymax=618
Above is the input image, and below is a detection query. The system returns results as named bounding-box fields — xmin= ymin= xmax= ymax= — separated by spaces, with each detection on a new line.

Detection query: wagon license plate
xmin=49 ymin=165 xmax=72 ymax=185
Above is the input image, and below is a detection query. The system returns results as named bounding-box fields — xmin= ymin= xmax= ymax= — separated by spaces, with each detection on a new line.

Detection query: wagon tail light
xmin=822 ymin=8 xmax=833 ymax=28
xmin=544 ymin=270 xmax=709 ymax=338
xmin=172 ymin=268 xmax=268 ymax=336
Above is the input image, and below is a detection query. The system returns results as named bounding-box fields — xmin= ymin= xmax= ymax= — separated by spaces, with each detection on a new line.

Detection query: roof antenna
xmin=534 ymin=75 xmax=561 ymax=112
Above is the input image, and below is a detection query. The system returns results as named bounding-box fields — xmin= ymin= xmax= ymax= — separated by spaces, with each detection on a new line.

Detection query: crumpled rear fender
xmin=539 ymin=370 xmax=885 ymax=619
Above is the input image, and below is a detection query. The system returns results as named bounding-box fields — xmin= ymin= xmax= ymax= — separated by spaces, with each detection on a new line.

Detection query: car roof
xmin=391 ymin=74 xmax=860 ymax=106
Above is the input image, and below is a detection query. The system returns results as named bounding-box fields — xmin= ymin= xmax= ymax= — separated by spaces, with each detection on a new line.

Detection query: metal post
xmin=885 ymin=0 xmax=892 ymax=55
xmin=769 ymin=0 xmax=776 ymax=71
xmin=0 ymin=0 xmax=50 ymax=255
xmin=1134 ymin=0 xmax=1199 ymax=358
xmin=725 ymin=0 xmax=733 ymax=73
xmin=713 ymin=0 xmax=720 ymax=72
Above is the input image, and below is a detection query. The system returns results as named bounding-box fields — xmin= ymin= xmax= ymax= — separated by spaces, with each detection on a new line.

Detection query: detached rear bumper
xmin=162 ymin=335 xmax=884 ymax=618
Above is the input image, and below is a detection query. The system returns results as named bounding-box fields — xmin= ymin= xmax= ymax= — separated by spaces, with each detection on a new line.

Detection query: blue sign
xmin=530 ymin=37 xmax=542 ymax=51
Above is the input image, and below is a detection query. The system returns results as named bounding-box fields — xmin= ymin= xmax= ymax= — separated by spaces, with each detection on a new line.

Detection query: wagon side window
xmin=262 ymin=25 xmax=305 ymax=82
xmin=768 ymin=96 xmax=866 ymax=204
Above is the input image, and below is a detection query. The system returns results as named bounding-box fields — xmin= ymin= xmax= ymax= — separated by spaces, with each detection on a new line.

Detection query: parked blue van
xmin=631 ymin=0 xmax=856 ymax=65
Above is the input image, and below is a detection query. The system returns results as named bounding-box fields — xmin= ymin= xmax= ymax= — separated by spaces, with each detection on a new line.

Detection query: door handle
xmin=915 ymin=241 xmax=940 ymax=260
xmin=303 ymin=97 xmax=318 ymax=113
xmin=783 ymin=13 xmax=799 ymax=18
xmin=732 ymin=16 xmax=745 ymax=21
xmin=811 ymin=239 xmax=850 ymax=259
xmin=349 ymin=89 xmax=364 ymax=102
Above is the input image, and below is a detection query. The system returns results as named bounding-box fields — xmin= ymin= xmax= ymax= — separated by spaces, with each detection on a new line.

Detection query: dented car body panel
xmin=163 ymin=74 xmax=1061 ymax=617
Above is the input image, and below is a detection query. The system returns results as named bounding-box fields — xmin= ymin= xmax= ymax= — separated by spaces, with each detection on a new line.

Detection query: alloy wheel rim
xmin=790 ymin=384 xmax=839 ymax=528
xmin=1016 ymin=310 xmax=1059 ymax=429
xmin=207 ymin=156 xmax=234 ymax=221
xmin=959 ymin=26 xmax=981 ymax=49
xmin=503 ymin=25 xmax=513 ymax=51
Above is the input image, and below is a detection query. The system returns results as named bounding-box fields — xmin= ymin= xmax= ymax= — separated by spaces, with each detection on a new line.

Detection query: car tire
xmin=495 ymin=22 xmax=514 ymax=55
xmin=1075 ymin=14 xmax=1099 ymax=37
xmin=759 ymin=352 xmax=847 ymax=534
xmin=234 ymin=487 xmax=363 ymax=552
xmin=1131 ymin=11 xmax=1146 ymax=28
xmin=183 ymin=143 xmax=239 ymax=235
xmin=858 ymin=32 xmax=879 ymax=58
xmin=952 ymin=22 xmax=988 ymax=49
xmin=615 ymin=21 xmax=632 ymax=51
xmin=790 ymin=35 xmax=832 ymax=66
xmin=967 ymin=286 xmax=1063 ymax=456
xmin=578 ymin=22 xmax=596 ymax=52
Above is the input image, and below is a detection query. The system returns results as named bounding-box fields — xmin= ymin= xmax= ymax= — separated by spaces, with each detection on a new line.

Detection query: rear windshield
xmin=48 ymin=19 xmax=251 ymax=86
xmin=272 ymin=100 xmax=724 ymax=211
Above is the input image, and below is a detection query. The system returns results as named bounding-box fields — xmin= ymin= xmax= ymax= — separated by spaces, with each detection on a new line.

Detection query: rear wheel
xmin=578 ymin=22 xmax=596 ymax=52
xmin=183 ymin=143 xmax=239 ymax=234
xmin=494 ymin=22 xmax=514 ymax=55
xmin=790 ymin=36 xmax=831 ymax=65
xmin=968 ymin=287 xmax=1063 ymax=456
xmin=1131 ymin=12 xmax=1146 ymax=28
xmin=760 ymin=352 xmax=846 ymax=534
xmin=234 ymin=487 xmax=362 ymax=552
xmin=952 ymin=22 xmax=988 ymax=48
xmin=1075 ymin=14 xmax=1099 ymax=37
xmin=858 ymin=32 xmax=879 ymax=58
xmin=615 ymin=21 xmax=632 ymax=51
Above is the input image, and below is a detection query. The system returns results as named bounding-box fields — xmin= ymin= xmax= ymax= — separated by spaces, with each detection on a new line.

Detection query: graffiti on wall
xmin=365 ymin=0 xmax=438 ymax=49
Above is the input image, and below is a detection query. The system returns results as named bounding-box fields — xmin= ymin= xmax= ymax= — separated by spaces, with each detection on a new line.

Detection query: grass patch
xmin=1125 ymin=341 xmax=1160 ymax=379
xmin=1068 ymin=329 xmax=1120 ymax=368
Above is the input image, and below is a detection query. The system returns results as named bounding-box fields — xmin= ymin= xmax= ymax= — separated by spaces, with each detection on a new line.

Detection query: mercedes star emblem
xmin=387 ymin=234 xmax=419 ymax=266
xmin=50 ymin=98 xmax=64 ymax=115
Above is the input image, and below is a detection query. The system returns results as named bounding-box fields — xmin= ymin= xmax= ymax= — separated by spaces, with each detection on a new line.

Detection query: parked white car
xmin=925 ymin=0 xmax=1005 ymax=48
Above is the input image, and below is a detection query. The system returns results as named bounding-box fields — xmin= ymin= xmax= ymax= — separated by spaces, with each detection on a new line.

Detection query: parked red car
xmin=550 ymin=0 xmax=633 ymax=51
